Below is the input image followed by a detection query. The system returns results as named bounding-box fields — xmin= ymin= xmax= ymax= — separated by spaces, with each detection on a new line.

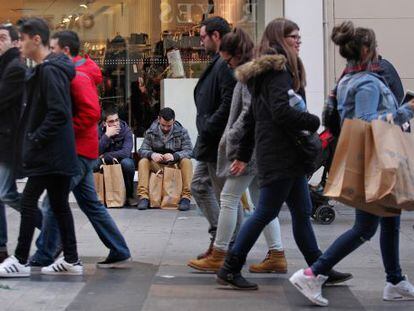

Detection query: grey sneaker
xmin=383 ymin=276 xmax=414 ymax=301
xmin=137 ymin=198 xmax=149 ymax=210
xmin=290 ymin=269 xmax=329 ymax=307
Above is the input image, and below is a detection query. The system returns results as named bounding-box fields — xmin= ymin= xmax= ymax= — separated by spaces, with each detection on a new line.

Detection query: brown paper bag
xmin=365 ymin=119 xmax=414 ymax=210
xmin=149 ymin=170 xmax=163 ymax=208
xmin=324 ymin=119 xmax=400 ymax=217
xmin=93 ymin=172 xmax=105 ymax=204
xmin=103 ymin=162 xmax=126 ymax=208
xmin=161 ymin=166 xmax=183 ymax=209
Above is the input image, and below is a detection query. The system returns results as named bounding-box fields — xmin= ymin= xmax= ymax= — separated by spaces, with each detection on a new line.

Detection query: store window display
xmin=1 ymin=0 xmax=259 ymax=137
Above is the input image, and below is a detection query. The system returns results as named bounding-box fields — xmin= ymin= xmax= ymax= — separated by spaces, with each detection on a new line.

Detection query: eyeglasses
xmin=224 ymin=55 xmax=233 ymax=65
xmin=286 ymin=34 xmax=302 ymax=42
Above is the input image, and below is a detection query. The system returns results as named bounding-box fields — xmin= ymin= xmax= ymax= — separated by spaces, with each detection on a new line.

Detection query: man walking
xmin=30 ymin=30 xmax=131 ymax=269
xmin=190 ymin=17 xmax=236 ymax=259
xmin=0 ymin=24 xmax=27 ymax=263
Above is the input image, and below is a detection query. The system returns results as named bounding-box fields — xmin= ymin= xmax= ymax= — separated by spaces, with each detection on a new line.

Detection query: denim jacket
xmin=337 ymin=72 xmax=413 ymax=125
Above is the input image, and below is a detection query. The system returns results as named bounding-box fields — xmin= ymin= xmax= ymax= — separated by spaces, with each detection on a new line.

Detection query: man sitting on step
xmin=137 ymin=108 xmax=193 ymax=211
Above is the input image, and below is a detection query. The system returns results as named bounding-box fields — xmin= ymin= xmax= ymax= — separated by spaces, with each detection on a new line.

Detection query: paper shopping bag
xmin=161 ymin=166 xmax=183 ymax=209
xmin=324 ymin=119 xmax=400 ymax=217
xmin=93 ymin=172 xmax=105 ymax=204
xmin=365 ymin=119 xmax=414 ymax=211
xmin=103 ymin=161 xmax=126 ymax=208
xmin=149 ymin=170 xmax=163 ymax=208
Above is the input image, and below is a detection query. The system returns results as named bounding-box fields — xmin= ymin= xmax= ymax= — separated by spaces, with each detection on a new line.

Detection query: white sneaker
xmin=383 ymin=276 xmax=414 ymax=301
xmin=0 ymin=255 xmax=30 ymax=278
xmin=290 ymin=269 xmax=329 ymax=307
xmin=41 ymin=257 xmax=83 ymax=276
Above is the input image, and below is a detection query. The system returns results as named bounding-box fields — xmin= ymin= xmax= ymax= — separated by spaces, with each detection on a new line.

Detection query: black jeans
xmin=15 ymin=175 xmax=78 ymax=264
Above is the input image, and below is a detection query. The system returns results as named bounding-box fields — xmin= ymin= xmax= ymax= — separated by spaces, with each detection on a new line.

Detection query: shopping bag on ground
xmin=365 ymin=118 xmax=414 ymax=210
xmin=324 ymin=118 xmax=400 ymax=217
xmin=161 ymin=166 xmax=183 ymax=209
xmin=149 ymin=170 xmax=163 ymax=208
xmin=103 ymin=159 xmax=126 ymax=208
xmin=93 ymin=172 xmax=105 ymax=204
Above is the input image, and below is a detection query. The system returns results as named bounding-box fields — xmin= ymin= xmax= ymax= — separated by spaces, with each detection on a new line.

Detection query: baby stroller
xmin=309 ymin=129 xmax=337 ymax=225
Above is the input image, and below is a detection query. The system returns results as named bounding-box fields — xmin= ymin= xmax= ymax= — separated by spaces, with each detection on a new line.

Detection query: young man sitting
xmin=137 ymin=108 xmax=193 ymax=211
xmin=98 ymin=108 xmax=136 ymax=206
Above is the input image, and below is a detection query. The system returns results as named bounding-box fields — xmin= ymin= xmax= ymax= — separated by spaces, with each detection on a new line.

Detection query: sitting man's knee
xmin=120 ymin=158 xmax=135 ymax=171
xmin=138 ymin=158 xmax=150 ymax=169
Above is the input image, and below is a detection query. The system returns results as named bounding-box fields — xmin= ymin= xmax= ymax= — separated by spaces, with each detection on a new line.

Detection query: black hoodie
xmin=17 ymin=53 xmax=78 ymax=177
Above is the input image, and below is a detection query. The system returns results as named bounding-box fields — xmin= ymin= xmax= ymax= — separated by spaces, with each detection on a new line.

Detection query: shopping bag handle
xmin=378 ymin=113 xmax=394 ymax=124
xmin=113 ymin=158 xmax=120 ymax=164
xmin=155 ymin=169 xmax=163 ymax=176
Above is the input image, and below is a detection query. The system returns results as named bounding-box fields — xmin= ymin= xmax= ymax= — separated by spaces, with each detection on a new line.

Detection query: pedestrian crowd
xmin=0 ymin=16 xmax=413 ymax=307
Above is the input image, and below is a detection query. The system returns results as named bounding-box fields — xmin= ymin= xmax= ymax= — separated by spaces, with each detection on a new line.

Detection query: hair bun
xmin=331 ymin=21 xmax=355 ymax=45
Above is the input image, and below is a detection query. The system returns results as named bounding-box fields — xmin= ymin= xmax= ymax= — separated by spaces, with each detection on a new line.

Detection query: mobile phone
xmin=402 ymin=90 xmax=414 ymax=105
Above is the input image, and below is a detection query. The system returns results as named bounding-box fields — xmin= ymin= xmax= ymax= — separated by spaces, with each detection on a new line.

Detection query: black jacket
xmin=18 ymin=53 xmax=78 ymax=177
xmin=193 ymin=54 xmax=236 ymax=162
xmin=0 ymin=48 xmax=26 ymax=164
xmin=235 ymin=55 xmax=320 ymax=187
xmin=378 ymin=56 xmax=404 ymax=104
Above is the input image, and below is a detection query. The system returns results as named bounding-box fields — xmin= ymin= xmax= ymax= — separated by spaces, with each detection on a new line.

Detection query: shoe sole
xmin=41 ymin=271 xmax=83 ymax=276
xmin=249 ymin=268 xmax=288 ymax=274
xmin=187 ymin=262 xmax=219 ymax=273
xmin=216 ymin=275 xmax=259 ymax=291
xmin=324 ymin=275 xmax=353 ymax=286
xmin=383 ymin=296 xmax=414 ymax=301
xmin=289 ymin=277 xmax=328 ymax=307
xmin=0 ymin=273 xmax=30 ymax=278
xmin=97 ymin=258 xmax=132 ymax=269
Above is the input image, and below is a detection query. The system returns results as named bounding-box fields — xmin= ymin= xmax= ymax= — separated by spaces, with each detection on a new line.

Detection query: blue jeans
xmin=32 ymin=156 xmax=131 ymax=265
xmin=311 ymin=210 xmax=403 ymax=284
xmin=231 ymin=176 xmax=322 ymax=266
xmin=0 ymin=163 xmax=22 ymax=251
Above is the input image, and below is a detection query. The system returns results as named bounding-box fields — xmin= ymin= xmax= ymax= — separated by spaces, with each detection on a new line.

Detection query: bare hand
xmin=163 ymin=153 xmax=174 ymax=162
xmin=409 ymin=99 xmax=414 ymax=110
xmin=230 ymin=160 xmax=247 ymax=176
xmin=105 ymin=125 xmax=120 ymax=138
xmin=151 ymin=153 xmax=164 ymax=163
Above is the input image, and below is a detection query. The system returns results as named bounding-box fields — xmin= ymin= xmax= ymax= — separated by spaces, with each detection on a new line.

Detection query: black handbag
xmin=290 ymin=130 xmax=322 ymax=175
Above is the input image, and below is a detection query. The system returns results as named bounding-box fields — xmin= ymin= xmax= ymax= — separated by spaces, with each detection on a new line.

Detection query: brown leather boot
xmin=196 ymin=238 xmax=214 ymax=260
xmin=188 ymin=247 xmax=227 ymax=272
xmin=249 ymin=250 xmax=288 ymax=273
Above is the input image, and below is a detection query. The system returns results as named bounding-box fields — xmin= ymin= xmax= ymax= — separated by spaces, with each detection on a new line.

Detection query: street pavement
xmin=1 ymin=203 xmax=414 ymax=311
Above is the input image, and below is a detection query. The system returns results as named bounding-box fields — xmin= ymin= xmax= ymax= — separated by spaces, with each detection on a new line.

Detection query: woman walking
xmin=216 ymin=18 xmax=351 ymax=290
xmin=188 ymin=28 xmax=287 ymax=274
xmin=290 ymin=21 xmax=414 ymax=306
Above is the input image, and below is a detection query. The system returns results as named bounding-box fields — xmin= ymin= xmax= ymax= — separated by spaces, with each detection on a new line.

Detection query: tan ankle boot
xmin=249 ymin=250 xmax=287 ymax=273
xmin=188 ymin=248 xmax=227 ymax=272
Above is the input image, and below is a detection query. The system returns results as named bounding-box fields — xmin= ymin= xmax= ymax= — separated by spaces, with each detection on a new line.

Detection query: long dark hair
xmin=219 ymin=27 xmax=254 ymax=65
xmin=331 ymin=21 xmax=377 ymax=64
xmin=257 ymin=18 xmax=306 ymax=91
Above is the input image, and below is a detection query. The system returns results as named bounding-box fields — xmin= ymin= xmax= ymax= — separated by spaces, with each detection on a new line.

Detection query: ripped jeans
xmin=311 ymin=209 xmax=403 ymax=284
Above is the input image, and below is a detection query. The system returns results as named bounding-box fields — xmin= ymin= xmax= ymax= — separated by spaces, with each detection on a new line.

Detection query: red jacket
xmin=71 ymin=55 xmax=102 ymax=159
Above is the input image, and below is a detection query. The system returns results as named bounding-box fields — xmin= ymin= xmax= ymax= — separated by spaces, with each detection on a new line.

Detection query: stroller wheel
xmin=315 ymin=205 xmax=335 ymax=225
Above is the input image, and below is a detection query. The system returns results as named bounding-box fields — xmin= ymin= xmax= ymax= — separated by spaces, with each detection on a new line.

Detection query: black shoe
xmin=216 ymin=270 xmax=258 ymax=290
xmin=325 ymin=269 xmax=353 ymax=286
xmin=97 ymin=256 xmax=132 ymax=269
xmin=216 ymin=253 xmax=258 ymax=290
xmin=127 ymin=197 xmax=138 ymax=207
xmin=137 ymin=198 xmax=149 ymax=210
xmin=0 ymin=251 xmax=8 ymax=264
xmin=178 ymin=198 xmax=191 ymax=211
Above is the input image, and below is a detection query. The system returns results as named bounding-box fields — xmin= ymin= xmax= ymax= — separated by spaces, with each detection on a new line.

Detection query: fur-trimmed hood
xmin=235 ymin=54 xmax=287 ymax=83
